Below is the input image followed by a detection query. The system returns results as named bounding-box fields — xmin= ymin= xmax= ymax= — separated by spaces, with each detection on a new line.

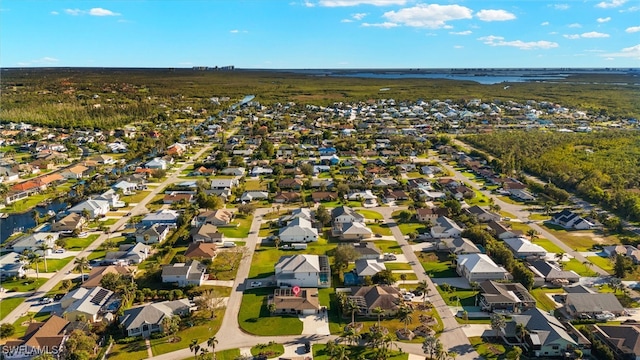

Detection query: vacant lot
xmin=238 ymin=288 xmax=303 ymax=336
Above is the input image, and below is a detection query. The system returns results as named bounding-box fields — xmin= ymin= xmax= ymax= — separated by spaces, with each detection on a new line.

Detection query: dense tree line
xmin=464 ymin=130 xmax=640 ymax=220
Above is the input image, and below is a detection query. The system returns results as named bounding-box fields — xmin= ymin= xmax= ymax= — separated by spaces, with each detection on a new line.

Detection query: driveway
xmin=299 ymin=312 xmax=330 ymax=335
xmin=431 ymin=277 xmax=471 ymax=289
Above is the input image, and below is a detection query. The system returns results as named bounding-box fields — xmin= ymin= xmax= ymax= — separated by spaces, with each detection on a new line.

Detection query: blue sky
xmin=1 ymin=0 xmax=639 ymax=68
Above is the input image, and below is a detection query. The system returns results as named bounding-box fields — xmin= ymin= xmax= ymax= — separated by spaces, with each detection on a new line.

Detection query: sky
xmin=1 ymin=0 xmax=639 ymax=68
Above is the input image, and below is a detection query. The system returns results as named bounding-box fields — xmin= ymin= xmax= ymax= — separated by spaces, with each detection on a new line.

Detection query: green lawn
xmin=251 ymin=343 xmax=285 ymax=357
xmin=468 ymin=336 xmax=507 ymax=360
xmin=562 ymin=258 xmax=593 ymax=276
xmin=372 ymin=240 xmax=402 ymax=255
xmin=120 ymin=190 xmax=152 ymax=204
xmin=465 ymin=190 xmax=491 ymax=207
xmin=528 ymin=213 xmax=551 ymax=221
xmin=2 ymin=194 xmax=55 ymax=214
xmin=1 ymin=277 xmax=48 ymax=292
xmin=150 ymin=309 xmax=224 ymax=355
xmin=0 ymin=297 xmax=26 ymax=320
xmin=397 ymin=273 xmax=418 ymax=281
xmin=415 ymin=251 xmax=457 ymax=278
xmin=215 ymin=349 xmax=241 ymax=360
xmin=11 ymin=312 xmax=51 ymax=337
xmin=218 ymin=214 xmax=253 ymax=238
xmin=436 ymin=287 xmax=479 ymax=307
xmin=397 ymin=222 xmax=429 ymax=235
xmin=533 ymin=238 xmax=565 ymax=253
xmin=109 ymin=341 xmax=149 ymax=360
xmin=249 ymin=239 xmax=336 ymax=279
xmin=238 ymin=288 xmax=303 ymax=336
xmin=65 ymin=234 xmax=100 ymax=250
xmin=384 ymin=263 xmax=412 ymax=270
xmin=587 ymin=255 xmax=613 ymax=274
xmin=34 ymin=256 xmax=74 ymax=273
xmin=100 ymin=218 xmax=119 ymax=226
xmin=542 ymin=224 xmax=617 ymax=251
xmin=530 ymin=288 xmax=563 ymax=312
xmin=313 ymin=344 xmax=409 ymax=360
xmin=245 ymin=179 xmax=268 ymax=191
xmin=357 ymin=209 xmax=383 ymax=220
xmin=367 ymin=223 xmax=392 ymax=236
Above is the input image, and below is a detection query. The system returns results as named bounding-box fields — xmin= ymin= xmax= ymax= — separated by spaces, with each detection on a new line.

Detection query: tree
xmin=162 ymin=315 xmax=180 ymax=342
xmin=273 ymin=237 xmax=281 ymax=249
xmin=506 ymin=347 xmax=522 ymax=360
xmin=422 ymin=335 xmax=440 ymax=360
xmin=39 ymin=237 xmax=53 ymax=272
xmin=609 ymin=277 xmax=623 ymax=293
xmin=372 ymin=306 xmax=385 ymax=328
xmin=342 ymin=326 xmax=360 ymax=346
xmin=237 ymin=203 xmax=255 ymax=215
xmin=195 ymin=290 xmax=225 ymax=319
xmin=490 ymin=313 xmax=506 ymax=340
xmin=74 ymin=257 xmax=90 ymax=282
xmin=207 ymin=336 xmax=218 ymax=359
xmin=32 ymin=353 xmax=55 ymax=360
xmin=332 ymin=245 xmax=360 ymax=275
xmin=526 ymin=229 xmax=538 ymax=241
xmin=448 ymin=351 xmax=459 ymax=360
xmin=333 ymin=344 xmax=350 ymax=360
xmin=0 ymin=323 xmax=15 ymax=339
xmin=397 ymin=210 xmax=413 ymax=223
xmin=416 ymin=280 xmax=430 ymax=307
xmin=515 ymin=323 xmax=528 ymax=344
xmin=315 ymin=205 xmax=331 ymax=226
xmin=372 ymin=269 xmax=395 ymax=285
xmin=400 ymin=273 xmax=407 ymax=285
xmin=267 ymin=303 xmax=277 ymax=315
xmin=64 ymin=329 xmax=97 ymax=360
xmin=32 ymin=210 xmax=40 ymax=225
xmin=300 ymin=163 xmax=314 ymax=176
xmin=100 ymin=273 xmax=124 ymax=292
xmin=346 ymin=298 xmax=359 ymax=325
xmin=190 ymin=339 xmax=201 ymax=360
xmin=614 ymin=254 xmax=632 ymax=279
xmin=398 ymin=304 xmax=413 ymax=332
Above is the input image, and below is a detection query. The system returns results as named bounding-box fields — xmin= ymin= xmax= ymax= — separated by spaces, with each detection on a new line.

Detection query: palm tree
xmin=448 ymin=351 xmax=459 ymax=360
xmin=333 ymin=345 xmax=350 ymax=360
xmin=74 ymin=257 xmax=90 ymax=282
xmin=38 ymin=239 xmax=53 ymax=272
xmin=342 ymin=327 xmax=360 ymax=346
xmin=398 ymin=304 xmax=414 ymax=333
xmin=189 ymin=339 xmax=200 ymax=360
xmin=526 ymin=229 xmax=538 ymax=241
xmin=490 ymin=313 xmax=506 ymax=340
xmin=582 ymin=261 xmax=593 ymax=276
xmin=416 ymin=280 xmax=430 ymax=307
xmin=346 ymin=298 xmax=359 ymax=325
xmin=515 ymin=323 xmax=529 ymax=345
xmin=372 ymin=306 xmax=384 ymax=328
xmin=422 ymin=335 xmax=439 ymax=360
xmin=555 ymin=252 xmax=565 ymax=267
xmin=29 ymin=252 xmax=42 ymax=279
xmin=207 ymin=336 xmax=218 ymax=360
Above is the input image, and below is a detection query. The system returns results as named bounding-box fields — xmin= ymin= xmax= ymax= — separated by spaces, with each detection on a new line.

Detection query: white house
xmin=503 ymin=237 xmax=547 ymax=259
xmin=135 ymin=224 xmax=171 ymax=244
xmin=0 ymin=252 xmax=27 ymax=278
xmin=456 ymin=253 xmax=509 ymax=282
xmin=112 ymin=180 xmax=138 ymax=195
xmin=331 ymin=206 xmax=365 ymax=225
xmin=95 ymin=189 xmax=126 ymax=208
xmin=161 ymin=261 xmax=207 ymax=287
xmin=140 ymin=209 xmax=180 ymax=227
xmin=430 ymin=216 xmax=463 ymax=238
xmin=240 ymin=191 xmax=269 ymax=202
xmin=552 ymin=209 xmax=594 ymax=230
xmin=145 ymin=158 xmax=168 ymax=170
xmin=12 ymin=232 xmax=59 ymax=255
xmin=275 ymin=254 xmax=331 ymax=288
xmin=354 ymin=258 xmax=386 ymax=277
xmin=68 ymin=198 xmax=110 ymax=218
xmin=279 ymin=217 xmax=318 ymax=243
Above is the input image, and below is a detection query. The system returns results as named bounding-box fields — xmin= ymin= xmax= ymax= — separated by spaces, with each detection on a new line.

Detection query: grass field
xmin=384 ymin=262 xmax=412 ymax=270
xmin=562 ymin=258 xmax=592 ymax=276
xmin=120 ymin=190 xmax=152 ymax=204
xmin=357 ymin=209 xmax=383 ymax=220
xmin=33 ymin=256 xmax=74 ymax=273
xmin=217 ymin=214 xmax=252 ymax=238
xmin=65 ymin=234 xmax=100 ymax=250
xmin=251 ymin=343 xmax=285 ymax=357
xmin=367 ymin=223 xmax=392 ymax=236
xmin=109 ymin=341 xmax=149 ymax=360
xmin=150 ymin=309 xmax=224 ymax=355
xmin=0 ymin=297 xmax=26 ymax=321
xmin=238 ymin=288 xmax=303 ymax=336
xmin=372 ymin=240 xmax=402 ymax=255
xmin=249 ymin=239 xmax=336 ymax=279
xmin=1 ymin=277 xmax=48 ymax=292
xmin=415 ymin=251 xmax=457 ymax=278
xmin=313 ymin=344 xmax=408 ymax=360
xmin=468 ymin=336 xmax=507 ymax=360
xmin=215 ymin=349 xmax=241 ymax=360
xmin=533 ymin=238 xmax=565 ymax=253
xmin=11 ymin=312 xmax=51 ymax=337
xmin=397 ymin=222 xmax=429 ymax=236
xmin=530 ymin=288 xmax=563 ymax=312
xmin=587 ymin=255 xmax=613 ymax=274
xmin=542 ymin=224 xmax=617 ymax=251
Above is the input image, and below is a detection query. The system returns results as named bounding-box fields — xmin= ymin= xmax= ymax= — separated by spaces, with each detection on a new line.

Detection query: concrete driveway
xmin=431 ymin=277 xmax=471 ymax=289
xmin=299 ymin=312 xmax=330 ymax=335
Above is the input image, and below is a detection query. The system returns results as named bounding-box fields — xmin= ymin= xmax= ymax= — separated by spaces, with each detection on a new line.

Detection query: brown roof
xmin=184 ymin=242 xmax=217 ymax=259
xmin=312 ymin=191 xmax=338 ymax=202
xmin=83 ymin=265 xmax=132 ymax=288
xmin=416 ymin=207 xmax=448 ymax=217
xmin=272 ymin=288 xmax=320 ymax=311
xmin=164 ymin=193 xmax=193 ymax=202
xmin=350 ymin=285 xmax=401 ymax=312
xmin=274 ymin=192 xmax=301 ymax=202
xmin=20 ymin=315 xmax=69 ymax=349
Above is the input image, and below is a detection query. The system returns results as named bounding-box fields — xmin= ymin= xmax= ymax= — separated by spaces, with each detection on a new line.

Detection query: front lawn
xmin=562 ymin=258 xmax=593 ymax=276
xmin=120 ymin=190 xmax=152 ymax=204
xmin=372 ymin=240 xmax=402 ymax=255
xmin=397 ymin=222 xmax=429 ymax=236
xmin=251 ymin=343 xmax=285 ymax=357
xmin=313 ymin=344 xmax=408 ymax=360
xmin=0 ymin=297 xmax=26 ymax=320
xmin=586 ymin=255 xmax=613 ymax=274
xmin=215 ymin=349 xmax=241 ymax=360
xmin=542 ymin=224 xmax=617 ymax=251
xmin=217 ymin=214 xmax=253 ymax=238
xmin=11 ymin=312 xmax=51 ymax=337
xmin=367 ymin=223 xmax=392 ymax=236
xmin=1 ymin=277 xmax=48 ymax=292
xmin=150 ymin=309 xmax=225 ymax=355
xmin=415 ymin=251 xmax=457 ymax=278
xmin=34 ymin=256 xmax=74 ymax=273
xmin=109 ymin=341 xmax=149 ymax=360
xmin=249 ymin=239 xmax=336 ymax=279
xmin=384 ymin=263 xmax=412 ymax=270
xmin=533 ymin=238 xmax=565 ymax=253
xmin=65 ymin=234 xmax=100 ymax=250
xmin=357 ymin=209 xmax=383 ymax=220
xmin=436 ymin=287 xmax=479 ymax=307
xmin=530 ymin=288 xmax=562 ymax=312
xmin=238 ymin=288 xmax=303 ymax=336
xmin=208 ymin=250 xmax=244 ymax=281
xmin=468 ymin=336 xmax=507 ymax=360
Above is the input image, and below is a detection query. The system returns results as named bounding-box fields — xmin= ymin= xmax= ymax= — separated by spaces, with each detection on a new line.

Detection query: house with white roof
xmin=275 ymin=254 xmax=331 ymax=288
xmin=61 ymin=286 xmax=114 ymax=322
xmin=0 ymin=252 xmax=26 ymax=278
xmin=354 ymin=258 xmax=386 ymax=277
xmin=112 ymin=180 xmax=138 ymax=195
xmin=161 ymin=260 xmax=207 ymax=287
xmin=431 ymin=216 xmax=463 ymax=238
xmin=279 ymin=217 xmax=318 ymax=243
xmin=68 ymin=198 xmax=110 ymax=218
xmin=503 ymin=237 xmax=547 ymax=259
xmin=240 ymin=191 xmax=269 ymax=202
xmin=210 ymin=178 xmax=238 ymax=190
xmin=456 ymin=253 xmax=509 ymax=282
xmin=140 ymin=209 xmax=180 ymax=227
xmin=145 ymin=158 xmax=168 ymax=170
xmin=11 ymin=232 xmax=59 ymax=255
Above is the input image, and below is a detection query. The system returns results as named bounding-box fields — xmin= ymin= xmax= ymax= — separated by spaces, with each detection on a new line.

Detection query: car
xmin=53 ymin=294 xmax=64 ymax=301
xmin=303 ymin=341 xmax=311 ymax=353
xmin=403 ymin=294 xmax=414 ymax=301
xmin=374 ymin=233 xmax=383 ymax=238
xmin=579 ymin=313 xmax=592 ymax=320
xmin=54 ymin=248 xmax=65 ymax=254
xmin=39 ymin=297 xmax=53 ymax=305
xmin=126 ymin=212 xmax=132 ymax=216
xmin=250 ymin=281 xmax=262 ymax=287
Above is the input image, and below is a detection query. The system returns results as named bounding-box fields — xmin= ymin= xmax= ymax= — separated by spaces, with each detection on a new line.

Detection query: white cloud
xmin=383 ymin=4 xmax=472 ymax=29
xmin=568 ymin=23 xmax=582 ymax=28
xmin=597 ymin=16 xmax=611 ymax=23
xmin=50 ymin=11 xmax=59 ymax=15
xmin=581 ymin=31 xmax=610 ymax=38
xmin=541 ymin=21 xmax=549 ymax=26
xmin=63 ymin=7 xmax=120 ymax=16
xmin=478 ymin=35 xmax=559 ymax=50
xmin=476 ymin=9 xmax=516 ymax=22
xmin=564 ymin=32 xmax=610 ymax=39
xmin=605 ymin=57 xmax=615 ymax=60
xmin=353 ymin=12 xmax=367 ymax=20
xmin=341 ymin=18 xmax=353 ymax=22
xmin=304 ymin=0 xmax=315 ymax=7
xmin=626 ymin=26 xmax=640 ymax=33
xmin=621 ymin=5 xmax=640 ymax=12
xmin=89 ymin=8 xmax=120 ymax=16
xmin=602 ymin=44 xmax=640 ymax=59
xmin=596 ymin=0 xmax=627 ymax=8
xmin=551 ymin=4 xmax=570 ymax=10
xmin=361 ymin=22 xmax=398 ymax=28
xmin=230 ymin=29 xmax=248 ymax=33
xmin=449 ymin=30 xmax=472 ymax=35
xmin=319 ymin=0 xmax=406 ymax=6
xmin=453 ymin=45 xmax=464 ymax=49
xmin=36 ymin=57 xmax=59 ymax=63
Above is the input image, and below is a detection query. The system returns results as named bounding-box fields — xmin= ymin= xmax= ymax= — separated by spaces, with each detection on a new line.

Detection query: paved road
xmin=374 ymin=207 xmax=480 ymax=360
xmin=0 ymin=145 xmax=212 ymax=325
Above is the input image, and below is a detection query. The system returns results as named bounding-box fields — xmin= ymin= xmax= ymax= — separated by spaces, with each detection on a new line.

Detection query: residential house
xmin=416 ymin=207 xmax=448 ymax=223
xmin=219 ymin=167 xmax=245 ymax=176
xmin=166 ymin=143 xmax=187 ymax=156
xmin=278 ymin=178 xmax=304 ymax=190
xmin=565 ymin=293 xmax=625 ymax=317
xmin=505 ymin=308 xmax=584 ymax=358
xmin=11 ymin=232 xmax=59 ymax=255
xmin=509 ymin=189 xmax=536 ymax=202
xmin=250 ymin=166 xmax=273 ymax=177
xmin=528 ymin=260 xmax=580 ymax=286
xmin=354 ymin=258 xmax=386 ymax=278
xmin=465 ymin=205 xmax=501 ymax=223
xmin=335 ymin=222 xmax=373 ymax=241
xmin=435 ymin=237 xmax=481 ymax=255
xmin=373 ymin=178 xmax=398 ymax=187
xmin=163 ymin=193 xmax=194 ymax=204
xmin=120 ymin=299 xmax=192 ymax=337
xmin=274 ymin=191 xmax=301 ymax=203
xmin=135 ymin=224 xmax=171 ymax=244
xmin=311 ymin=191 xmax=338 ymax=202
xmin=592 ymin=324 xmax=640 ymax=360
xmin=279 ymin=217 xmax=318 ymax=243
xmin=456 ymin=254 xmax=509 ymax=282
xmin=105 ymin=243 xmax=150 ymax=265
xmin=210 ymin=178 xmax=238 ymax=190
xmin=190 ymin=166 xmax=215 ymax=177
xmin=382 ymin=189 xmax=409 ymax=203
xmin=348 ymin=285 xmax=402 ymax=317
xmin=51 ymin=213 xmax=86 ymax=234
xmin=552 ymin=210 xmax=594 ymax=230
xmin=487 ymin=221 xmax=522 ymax=240
xmin=503 ymin=237 xmax=547 ymax=259
xmin=274 ymin=254 xmax=331 ymax=288
xmin=61 ymin=164 xmax=89 ymax=179
xmin=240 ymin=191 xmax=269 ymax=202
xmin=145 ymin=158 xmax=168 ymax=170
xmin=61 ymin=286 xmax=114 ymax=322
xmin=430 ymin=216 xmax=463 ymax=239
xmin=95 ymin=189 xmax=126 ymax=208
xmin=184 ymin=242 xmax=217 ymax=260
xmin=268 ymin=288 xmax=320 ymax=315
xmin=278 ymin=208 xmax=313 ymax=225
xmin=0 ymin=252 xmax=26 ymax=278
xmin=2 ymin=315 xmax=70 ymax=359
xmin=332 ymin=206 xmax=365 ymax=225
xmin=68 ymin=198 xmax=110 ymax=218
xmin=350 ymin=242 xmax=383 ymax=260
xmin=479 ymin=280 xmax=536 ymax=313
xmin=82 ymin=265 xmax=132 ymax=288
xmin=92 ymin=154 xmax=115 ymax=165
xmin=161 ymin=260 xmax=207 ymax=287
xmin=603 ymin=245 xmax=640 ymax=264
xmin=191 ymin=224 xmax=224 ymax=243
xmin=193 ymin=209 xmax=233 ymax=227
xmin=140 ymin=209 xmax=180 ymax=227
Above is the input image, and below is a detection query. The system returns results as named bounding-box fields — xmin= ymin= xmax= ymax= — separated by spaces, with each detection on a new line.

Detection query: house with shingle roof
xmin=503 ymin=237 xmax=547 ymax=259
xmin=2 ymin=315 xmax=70 ymax=359
xmin=61 ymin=286 xmax=114 ymax=322
xmin=184 ymin=242 xmax=217 ymax=260
xmin=593 ymin=324 xmax=640 ymax=360
xmin=479 ymin=280 xmax=536 ymax=313
xmin=120 ymin=299 xmax=192 ymax=337
xmin=269 ymin=288 xmax=320 ymax=315
xmin=565 ymin=293 xmax=625 ymax=317
xmin=348 ymin=285 xmax=402 ymax=317
xmin=456 ymin=253 xmax=509 ymax=282
xmin=161 ymin=260 xmax=207 ymax=287
xmin=431 ymin=216 xmax=463 ymax=238
xmin=279 ymin=217 xmax=318 ymax=243
xmin=83 ymin=265 xmax=132 ymax=288
xmin=275 ymin=254 xmax=331 ymax=288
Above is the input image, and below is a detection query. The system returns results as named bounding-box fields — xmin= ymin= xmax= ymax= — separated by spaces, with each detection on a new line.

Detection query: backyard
xmin=0 ymin=297 xmax=26 ymax=321
xmin=150 ymin=308 xmax=225 ymax=355
xmin=217 ymin=214 xmax=253 ymax=238
xmin=238 ymin=288 xmax=303 ymax=336
xmin=415 ymin=251 xmax=457 ymax=278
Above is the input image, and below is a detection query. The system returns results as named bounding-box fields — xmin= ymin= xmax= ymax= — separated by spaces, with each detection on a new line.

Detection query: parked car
xmin=250 ymin=281 xmax=262 ymax=287
xmin=303 ymin=341 xmax=311 ymax=353
xmin=595 ymin=312 xmax=615 ymax=321
xmin=39 ymin=297 xmax=53 ymax=305
xmin=54 ymin=248 xmax=65 ymax=254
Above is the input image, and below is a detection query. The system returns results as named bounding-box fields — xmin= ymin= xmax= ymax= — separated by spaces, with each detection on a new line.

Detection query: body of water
xmin=0 ymin=200 xmax=69 ymax=244
xmin=326 ymin=72 xmax=567 ymax=84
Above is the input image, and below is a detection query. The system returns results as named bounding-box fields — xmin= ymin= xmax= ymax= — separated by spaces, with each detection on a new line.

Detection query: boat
xmin=0 ymin=213 xmax=8 ymax=219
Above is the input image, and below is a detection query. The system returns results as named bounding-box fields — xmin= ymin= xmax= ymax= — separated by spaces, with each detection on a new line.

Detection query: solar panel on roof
xmin=90 ymin=289 xmax=109 ymax=305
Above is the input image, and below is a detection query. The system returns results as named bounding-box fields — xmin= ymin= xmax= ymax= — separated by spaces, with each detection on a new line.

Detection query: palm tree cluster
xmin=190 ymin=336 xmax=218 ymax=360
xmin=422 ymin=336 xmax=458 ymax=360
